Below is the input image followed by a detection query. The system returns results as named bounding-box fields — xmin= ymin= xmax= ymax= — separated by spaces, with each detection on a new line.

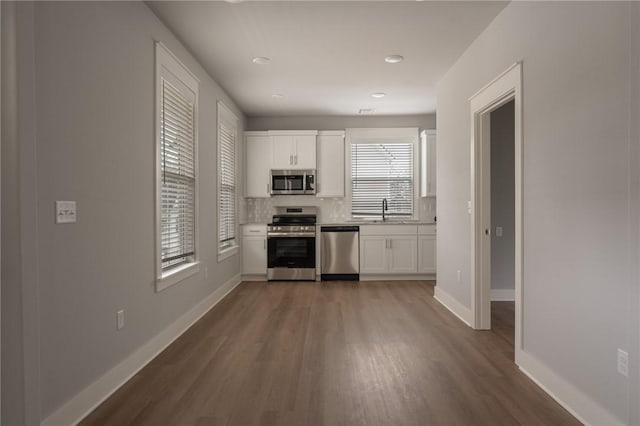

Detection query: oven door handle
xmin=267 ymin=233 xmax=315 ymax=238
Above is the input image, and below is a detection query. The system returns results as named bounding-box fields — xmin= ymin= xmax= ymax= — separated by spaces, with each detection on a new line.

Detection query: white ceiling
xmin=147 ymin=1 xmax=508 ymax=117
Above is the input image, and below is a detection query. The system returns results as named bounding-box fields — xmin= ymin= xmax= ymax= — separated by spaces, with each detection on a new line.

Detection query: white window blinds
xmin=218 ymin=102 xmax=237 ymax=252
xmin=160 ymin=79 xmax=196 ymax=269
xmin=351 ymin=142 xmax=414 ymax=218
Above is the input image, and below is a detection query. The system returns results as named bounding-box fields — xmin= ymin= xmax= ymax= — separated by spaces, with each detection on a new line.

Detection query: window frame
xmin=155 ymin=42 xmax=200 ymax=292
xmin=345 ymin=128 xmax=420 ymax=220
xmin=217 ymin=101 xmax=239 ymax=262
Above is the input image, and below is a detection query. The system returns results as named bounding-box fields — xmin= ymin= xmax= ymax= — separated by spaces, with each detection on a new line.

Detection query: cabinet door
xmin=292 ymin=135 xmax=316 ymax=169
xmin=388 ymin=236 xmax=418 ymax=273
xmin=427 ymin=132 xmax=437 ymax=196
xmin=316 ymin=134 xmax=344 ymax=197
xmin=418 ymin=235 xmax=436 ymax=274
xmin=272 ymin=135 xmax=294 ymax=169
xmin=420 ymin=130 xmax=437 ymax=197
xmin=360 ymin=236 xmax=388 ymax=274
xmin=246 ymin=134 xmax=272 ymax=198
xmin=242 ymin=236 xmax=267 ymax=275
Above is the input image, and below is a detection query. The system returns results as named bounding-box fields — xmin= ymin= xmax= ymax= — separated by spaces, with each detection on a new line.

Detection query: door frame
xmin=469 ymin=62 xmax=523 ymax=363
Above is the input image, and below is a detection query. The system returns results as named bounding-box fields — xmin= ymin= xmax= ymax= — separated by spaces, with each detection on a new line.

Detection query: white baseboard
xmin=517 ymin=350 xmax=623 ymax=426
xmin=433 ymin=286 xmax=472 ymax=326
xmin=42 ymin=274 xmax=242 ymax=426
xmin=241 ymin=274 xmax=267 ymax=282
xmin=491 ymin=288 xmax=515 ymax=301
xmin=360 ymin=274 xmax=436 ymax=281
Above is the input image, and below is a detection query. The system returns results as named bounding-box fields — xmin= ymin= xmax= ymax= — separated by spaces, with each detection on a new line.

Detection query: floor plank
xmin=80 ymin=281 xmax=580 ymax=426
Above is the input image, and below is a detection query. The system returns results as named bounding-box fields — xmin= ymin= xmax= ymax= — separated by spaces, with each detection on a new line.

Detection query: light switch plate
xmin=56 ymin=201 xmax=77 ymax=224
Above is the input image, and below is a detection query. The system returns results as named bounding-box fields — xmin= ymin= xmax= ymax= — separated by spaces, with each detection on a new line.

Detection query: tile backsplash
xmin=242 ymin=196 xmax=436 ymax=224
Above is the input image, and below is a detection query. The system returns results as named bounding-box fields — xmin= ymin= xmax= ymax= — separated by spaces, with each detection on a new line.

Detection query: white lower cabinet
xmin=359 ymin=225 xmax=418 ymax=274
xmin=418 ymin=225 xmax=437 ymax=274
xmin=360 ymin=236 xmax=389 ymax=274
xmin=388 ymin=236 xmax=418 ymax=273
xmin=242 ymin=224 xmax=267 ymax=275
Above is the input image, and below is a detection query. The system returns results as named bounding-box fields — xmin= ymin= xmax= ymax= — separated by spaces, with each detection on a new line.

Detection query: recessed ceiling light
xmin=359 ymin=108 xmax=376 ymax=115
xmin=271 ymin=94 xmax=284 ymax=99
xmin=384 ymin=55 xmax=404 ymax=64
xmin=252 ymin=57 xmax=271 ymax=65
xmin=371 ymin=93 xmax=386 ymax=98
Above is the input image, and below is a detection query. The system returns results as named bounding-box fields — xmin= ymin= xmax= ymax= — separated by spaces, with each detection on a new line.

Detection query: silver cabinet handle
xmin=267 ymin=183 xmax=270 ymax=194
xmin=290 ymin=154 xmax=293 ymax=165
xmin=295 ymin=155 xmax=298 ymax=165
xmin=263 ymin=239 xmax=266 ymax=249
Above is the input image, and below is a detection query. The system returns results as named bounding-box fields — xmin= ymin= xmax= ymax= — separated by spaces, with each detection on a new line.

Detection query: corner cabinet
xmin=242 ymin=224 xmax=267 ymax=276
xmin=270 ymin=131 xmax=317 ymax=170
xmin=420 ymin=130 xmax=437 ymax=197
xmin=245 ymin=132 xmax=272 ymax=198
xmin=316 ymin=131 xmax=345 ymax=197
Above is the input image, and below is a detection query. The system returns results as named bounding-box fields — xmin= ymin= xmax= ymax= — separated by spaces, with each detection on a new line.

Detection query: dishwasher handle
xmin=320 ymin=226 xmax=359 ymax=232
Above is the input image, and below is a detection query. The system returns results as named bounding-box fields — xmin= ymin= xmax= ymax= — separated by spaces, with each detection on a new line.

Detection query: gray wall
xmin=631 ymin=4 xmax=640 ymax=425
xmin=247 ymin=114 xmax=435 ymax=131
xmin=436 ymin=2 xmax=638 ymax=423
xmin=490 ymin=101 xmax=514 ymax=291
xmin=2 ymin=3 xmax=41 ymax=424
xmin=3 ymin=1 xmax=245 ymax=421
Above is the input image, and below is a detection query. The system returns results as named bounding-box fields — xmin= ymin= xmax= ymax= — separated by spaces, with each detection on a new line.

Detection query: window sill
xmin=156 ymin=261 xmax=200 ymax=292
xmin=218 ymin=245 xmax=239 ymax=263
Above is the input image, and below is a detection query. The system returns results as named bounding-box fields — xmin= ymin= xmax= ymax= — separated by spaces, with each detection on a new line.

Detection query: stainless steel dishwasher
xmin=320 ymin=226 xmax=359 ymax=280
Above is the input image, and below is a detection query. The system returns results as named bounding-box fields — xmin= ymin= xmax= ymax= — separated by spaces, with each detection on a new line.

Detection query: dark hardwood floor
xmin=81 ymin=281 xmax=579 ymax=426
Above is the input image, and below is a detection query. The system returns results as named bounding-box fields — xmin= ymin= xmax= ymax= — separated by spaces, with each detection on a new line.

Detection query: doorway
xmin=489 ymin=100 xmax=516 ymax=355
xmin=469 ymin=62 xmax=523 ymax=365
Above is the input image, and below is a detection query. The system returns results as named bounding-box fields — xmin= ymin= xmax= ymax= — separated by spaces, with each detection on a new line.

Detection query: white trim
xmin=156 ymin=261 xmax=200 ymax=293
xmin=518 ymin=351 xmax=623 ymax=426
xmin=155 ymin=42 xmax=200 ymax=290
xmin=42 ymin=274 xmax=242 ymax=426
xmin=217 ymin=245 xmax=238 ymax=262
xmin=433 ymin=286 xmax=472 ymax=327
xmin=217 ymin=100 xmax=239 ymax=259
xmin=241 ymin=274 xmax=267 ymax=282
xmin=490 ymin=288 xmax=515 ymax=301
xmin=469 ymin=62 xmax=523 ymax=368
xmin=359 ymin=274 xmax=435 ymax=281
xmin=267 ymin=130 xmax=318 ymax=136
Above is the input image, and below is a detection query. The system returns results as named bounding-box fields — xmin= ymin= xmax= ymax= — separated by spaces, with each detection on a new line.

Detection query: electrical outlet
xmin=496 ymin=226 xmax=503 ymax=237
xmin=117 ymin=310 xmax=125 ymax=331
xmin=617 ymin=349 xmax=628 ymax=377
xmin=457 ymin=270 xmax=462 ymax=282
xmin=55 ymin=201 xmax=77 ymax=224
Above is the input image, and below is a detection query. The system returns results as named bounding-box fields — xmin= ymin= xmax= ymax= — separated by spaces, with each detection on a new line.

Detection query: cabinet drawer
xmin=418 ymin=225 xmax=437 ymax=235
xmin=242 ymin=224 xmax=267 ymax=236
xmin=359 ymin=224 xmax=418 ymax=236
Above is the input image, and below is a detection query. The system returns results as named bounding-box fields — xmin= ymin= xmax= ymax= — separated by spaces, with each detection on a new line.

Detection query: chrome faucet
xmin=382 ymin=198 xmax=389 ymax=222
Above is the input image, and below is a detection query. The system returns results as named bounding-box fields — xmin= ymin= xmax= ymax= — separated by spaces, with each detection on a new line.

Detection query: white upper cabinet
xmin=316 ymin=131 xmax=345 ymax=197
xmin=270 ymin=131 xmax=317 ymax=169
xmin=245 ymin=132 xmax=272 ymax=198
xmin=420 ymin=130 xmax=437 ymax=197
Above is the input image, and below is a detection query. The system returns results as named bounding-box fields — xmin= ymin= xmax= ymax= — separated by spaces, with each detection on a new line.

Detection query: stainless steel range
xmin=267 ymin=207 xmax=317 ymax=281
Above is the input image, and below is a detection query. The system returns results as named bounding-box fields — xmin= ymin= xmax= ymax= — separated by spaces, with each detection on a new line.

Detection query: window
xmin=217 ymin=101 xmax=238 ymax=260
xmin=348 ymin=128 xmax=418 ymax=219
xmin=156 ymin=42 xmax=199 ymax=290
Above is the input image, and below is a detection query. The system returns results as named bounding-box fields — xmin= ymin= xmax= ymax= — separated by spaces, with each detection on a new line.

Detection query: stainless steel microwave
xmin=270 ymin=169 xmax=316 ymax=195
